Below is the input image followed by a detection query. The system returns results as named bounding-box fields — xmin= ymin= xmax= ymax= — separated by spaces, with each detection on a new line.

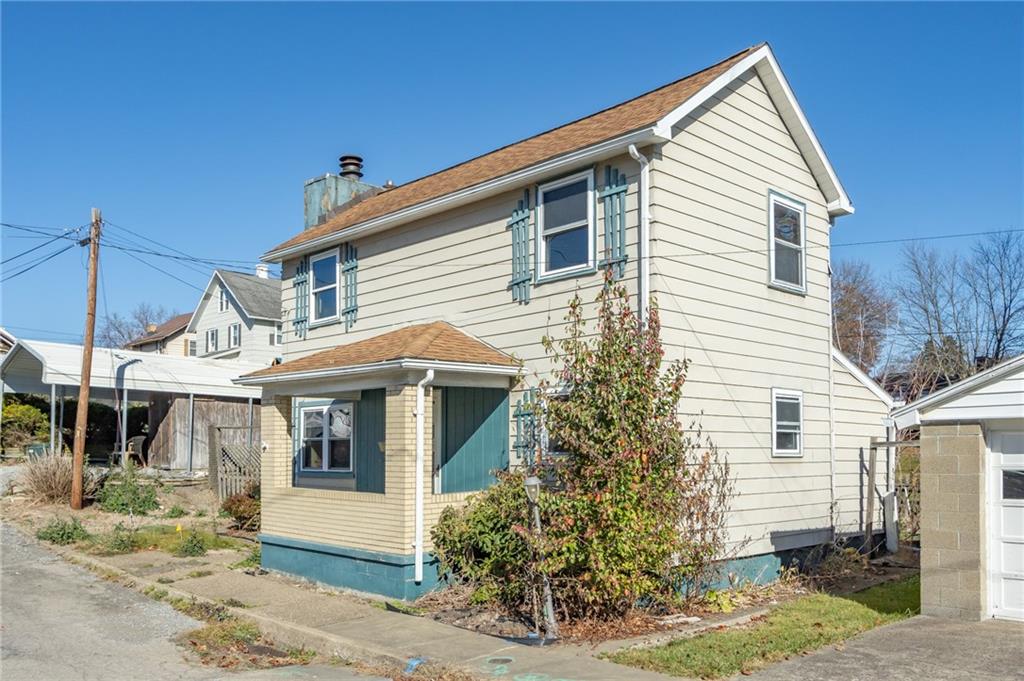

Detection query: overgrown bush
xmin=20 ymin=453 xmax=99 ymax=503
xmin=1 ymin=402 xmax=48 ymax=451
xmin=97 ymin=462 xmax=158 ymax=515
xmin=174 ymin=528 xmax=208 ymax=557
xmin=221 ymin=483 xmax=260 ymax=530
xmin=36 ymin=517 xmax=90 ymax=545
xmin=432 ymin=275 xmax=733 ymax=621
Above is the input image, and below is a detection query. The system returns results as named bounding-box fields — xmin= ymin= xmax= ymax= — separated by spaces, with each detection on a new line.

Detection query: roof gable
xmin=186 ymin=270 xmax=282 ymax=331
xmin=126 ymin=312 xmax=191 ymax=348
xmin=264 ymin=43 xmax=851 ymax=262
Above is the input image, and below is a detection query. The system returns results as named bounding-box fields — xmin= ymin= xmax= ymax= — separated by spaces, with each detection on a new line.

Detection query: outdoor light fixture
xmin=523 ymin=475 xmax=542 ymax=504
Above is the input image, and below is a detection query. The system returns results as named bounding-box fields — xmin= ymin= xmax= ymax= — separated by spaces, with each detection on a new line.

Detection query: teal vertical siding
xmin=440 ymin=387 xmax=509 ymax=493
xmin=355 ymin=389 xmax=386 ymax=493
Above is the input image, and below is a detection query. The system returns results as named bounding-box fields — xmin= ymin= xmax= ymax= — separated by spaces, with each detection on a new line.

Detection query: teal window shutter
xmin=341 ymin=243 xmax=358 ymax=330
xmin=513 ymin=389 xmax=537 ymax=468
xmin=355 ymin=389 xmax=386 ymax=493
xmin=293 ymin=256 xmax=309 ymax=339
xmin=599 ymin=166 xmax=629 ymax=279
xmin=439 ymin=387 xmax=510 ymax=493
xmin=507 ymin=189 xmax=532 ymax=303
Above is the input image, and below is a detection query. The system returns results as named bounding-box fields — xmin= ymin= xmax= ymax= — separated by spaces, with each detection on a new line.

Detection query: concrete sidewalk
xmin=62 ymin=542 xmax=668 ymax=681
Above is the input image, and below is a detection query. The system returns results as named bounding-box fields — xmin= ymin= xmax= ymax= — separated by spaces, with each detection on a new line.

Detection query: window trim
xmin=309 ymin=248 xmax=340 ymax=325
xmin=205 ymin=328 xmax=218 ymax=354
xmin=771 ymin=388 xmax=803 ymax=458
xmin=535 ymin=170 xmax=596 ymax=281
xmin=767 ymin=191 xmax=807 ymax=294
xmin=298 ymin=403 xmax=355 ymax=474
xmin=227 ymin=323 xmax=241 ymax=349
xmin=218 ymin=287 xmax=229 ymax=312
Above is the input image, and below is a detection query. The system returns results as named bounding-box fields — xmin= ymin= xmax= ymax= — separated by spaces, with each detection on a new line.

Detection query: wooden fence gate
xmin=208 ymin=425 xmax=260 ymax=500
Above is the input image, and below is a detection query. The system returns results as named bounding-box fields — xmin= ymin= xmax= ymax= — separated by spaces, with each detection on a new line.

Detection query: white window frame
xmin=767 ymin=192 xmax=807 ymax=293
xmin=270 ymin=323 xmax=283 ymax=347
xmin=205 ymin=328 xmax=218 ymax=354
xmin=228 ymin=323 xmax=241 ymax=349
xmin=535 ymin=170 xmax=595 ymax=280
xmin=771 ymin=388 xmax=803 ymax=458
xmin=218 ymin=287 xmax=229 ymax=312
xmin=309 ymin=249 xmax=340 ymax=325
xmin=299 ymin=403 xmax=355 ymax=473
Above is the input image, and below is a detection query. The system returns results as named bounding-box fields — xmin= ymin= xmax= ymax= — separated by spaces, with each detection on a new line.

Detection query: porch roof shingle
xmin=265 ymin=44 xmax=762 ymax=258
xmin=241 ymin=321 xmax=517 ymax=380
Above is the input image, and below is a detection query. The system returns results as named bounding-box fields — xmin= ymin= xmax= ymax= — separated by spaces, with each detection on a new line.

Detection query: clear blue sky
xmin=2 ymin=2 xmax=1022 ymax=343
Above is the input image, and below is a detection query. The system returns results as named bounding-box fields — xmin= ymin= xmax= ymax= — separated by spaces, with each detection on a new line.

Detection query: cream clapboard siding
xmin=193 ymin=281 xmax=280 ymax=365
xmin=650 ymin=70 xmax=835 ymax=556
xmin=281 ymin=152 xmax=641 ymax=379
xmin=832 ymin=354 xmax=890 ymax=536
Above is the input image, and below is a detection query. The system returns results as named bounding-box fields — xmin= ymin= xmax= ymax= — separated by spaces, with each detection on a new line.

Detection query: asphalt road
xmin=0 ymin=520 xmax=370 ymax=681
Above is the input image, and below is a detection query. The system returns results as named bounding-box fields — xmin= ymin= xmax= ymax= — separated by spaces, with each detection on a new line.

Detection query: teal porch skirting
xmin=259 ymin=533 xmax=441 ymax=601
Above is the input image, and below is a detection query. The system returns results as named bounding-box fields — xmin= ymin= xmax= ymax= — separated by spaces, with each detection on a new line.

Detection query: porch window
xmin=228 ymin=323 xmax=241 ymax=348
xmin=768 ymin=193 xmax=806 ymax=292
xmin=205 ymin=328 xmax=218 ymax=353
xmin=310 ymin=250 xmax=338 ymax=323
xmin=772 ymin=388 xmax=803 ymax=457
xmin=536 ymin=170 xmax=594 ymax=279
xmin=300 ymin=403 xmax=353 ymax=472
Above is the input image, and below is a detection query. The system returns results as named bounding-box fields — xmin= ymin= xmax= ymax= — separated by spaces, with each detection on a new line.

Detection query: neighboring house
xmin=0 ymin=327 xmax=16 ymax=357
xmin=892 ymin=354 xmax=1024 ymax=622
xmin=125 ymin=312 xmax=194 ymax=355
xmin=236 ymin=43 xmax=891 ymax=599
xmin=187 ymin=267 xmax=284 ymax=365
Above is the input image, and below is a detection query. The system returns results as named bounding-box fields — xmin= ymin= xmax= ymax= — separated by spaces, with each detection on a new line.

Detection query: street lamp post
xmin=524 ymin=475 xmax=559 ymax=641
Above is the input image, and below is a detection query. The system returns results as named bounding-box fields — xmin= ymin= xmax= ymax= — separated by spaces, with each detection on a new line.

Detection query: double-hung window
xmin=768 ymin=193 xmax=806 ymax=292
xmin=300 ymin=403 xmax=353 ymax=472
xmin=536 ymin=171 xmax=594 ymax=279
xmin=771 ymin=388 xmax=803 ymax=457
xmin=218 ymin=288 xmax=229 ymax=312
xmin=310 ymin=250 xmax=338 ymax=323
xmin=205 ymin=328 xmax=218 ymax=353
xmin=228 ymin=323 xmax=241 ymax=348
xmin=188 ymin=340 xmax=197 ymax=356
xmin=270 ymin=323 xmax=283 ymax=347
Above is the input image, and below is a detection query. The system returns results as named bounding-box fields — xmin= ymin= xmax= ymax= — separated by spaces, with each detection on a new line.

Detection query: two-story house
xmin=125 ymin=312 xmax=194 ymax=355
xmin=187 ymin=267 xmax=284 ymax=366
xmin=237 ymin=43 xmax=893 ymax=599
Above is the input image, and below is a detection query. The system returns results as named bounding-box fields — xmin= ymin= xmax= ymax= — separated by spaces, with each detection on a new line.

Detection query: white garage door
xmin=990 ymin=431 xmax=1024 ymax=621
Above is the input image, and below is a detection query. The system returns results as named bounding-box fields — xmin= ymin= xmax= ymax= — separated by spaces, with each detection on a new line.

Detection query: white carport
xmin=1 ymin=339 xmax=262 ymax=469
xmin=892 ymin=354 xmax=1024 ymax=622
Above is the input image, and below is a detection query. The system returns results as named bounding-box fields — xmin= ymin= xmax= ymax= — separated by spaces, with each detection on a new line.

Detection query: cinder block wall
xmin=919 ymin=423 xmax=987 ymax=620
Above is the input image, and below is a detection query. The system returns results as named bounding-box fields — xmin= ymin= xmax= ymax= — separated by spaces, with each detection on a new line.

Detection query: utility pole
xmin=71 ymin=208 xmax=101 ymax=510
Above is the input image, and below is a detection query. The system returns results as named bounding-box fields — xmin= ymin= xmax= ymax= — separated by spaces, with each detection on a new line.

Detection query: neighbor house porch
xmin=237 ymin=322 xmax=519 ymax=599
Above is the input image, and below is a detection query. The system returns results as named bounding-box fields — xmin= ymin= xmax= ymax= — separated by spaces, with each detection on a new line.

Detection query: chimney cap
xmin=255 ymin=264 xmax=270 ymax=279
xmin=339 ymin=154 xmax=364 ymax=180
xmin=145 ymin=323 xmax=158 ymax=333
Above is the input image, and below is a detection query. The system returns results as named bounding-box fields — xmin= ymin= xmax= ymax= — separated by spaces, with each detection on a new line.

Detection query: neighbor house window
xmin=228 ymin=323 xmax=241 ymax=348
xmin=218 ymin=287 xmax=229 ymax=312
xmin=536 ymin=170 xmax=594 ymax=279
xmin=310 ymin=250 xmax=338 ymax=323
xmin=270 ymin=323 xmax=283 ymax=346
xmin=188 ymin=340 xmax=197 ymax=356
xmin=300 ymin=403 xmax=353 ymax=472
xmin=768 ymin=193 xmax=806 ymax=291
xmin=205 ymin=328 xmax=218 ymax=353
xmin=771 ymin=388 xmax=803 ymax=457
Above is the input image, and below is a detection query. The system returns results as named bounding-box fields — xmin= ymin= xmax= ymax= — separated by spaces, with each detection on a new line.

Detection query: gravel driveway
xmin=0 ymin=521 xmax=371 ymax=680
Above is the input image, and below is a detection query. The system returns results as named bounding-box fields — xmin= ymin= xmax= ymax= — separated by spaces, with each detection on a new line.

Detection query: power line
xmin=2 ymin=232 xmax=72 ymax=265
xmin=102 ymin=219 xmax=266 ymax=266
xmin=1 ymin=243 xmax=77 ymax=283
xmin=115 ymin=247 xmax=206 ymax=292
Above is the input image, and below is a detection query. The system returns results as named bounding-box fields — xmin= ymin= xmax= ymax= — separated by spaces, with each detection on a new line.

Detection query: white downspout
xmin=628 ymin=144 xmax=651 ymax=325
xmin=826 ymin=222 xmax=837 ymax=539
xmin=414 ymin=369 xmax=435 ymax=583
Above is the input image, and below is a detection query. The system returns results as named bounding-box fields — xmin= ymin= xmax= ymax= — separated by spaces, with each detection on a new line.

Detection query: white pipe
xmin=121 ymin=387 xmax=129 ymax=467
xmin=414 ymin=369 xmax=435 ymax=583
xmin=628 ymin=144 xmax=651 ymax=325
xmin=826 ymin=234 xmax=837 ymax=538
xmin=49 ymin=383 xmax=56 ymax=453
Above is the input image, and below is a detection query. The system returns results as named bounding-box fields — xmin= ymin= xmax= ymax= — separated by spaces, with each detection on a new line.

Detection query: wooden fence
xmin=208 ymin=425 xmax=260 ymax=500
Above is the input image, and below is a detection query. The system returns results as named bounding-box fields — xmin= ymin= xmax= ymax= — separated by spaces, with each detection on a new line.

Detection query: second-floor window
xmin=218 ymin=287 xmax=229 ymax=312
xmin=228 ymin=323 xmax=241 ymax=348
xmin=536 ymin=170 xmax=594 ymax=279
xmin=310 ymin=250 xmax=338 ymax=323
xmin=769 ymin=193 xmax=806 ymax=292
xmin=270 ymin=323 xmax=283 ymax=346
xmin=205 ymin=328 xmax=218 ymax=353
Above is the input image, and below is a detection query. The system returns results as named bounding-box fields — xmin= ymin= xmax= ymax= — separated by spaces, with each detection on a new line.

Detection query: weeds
xmin=164 ymin=505 xmax=187 ymax=519
xmin=174 ymin=529 xmax=208 ymax=557
xmin=229 ymin=546 xmax=261 ymax=570
xmin=36 ymin=517 xmax=90 ymax=545
xmin=96 ymin=523 xmax=139 ymax=555
xmin=97 ymin=463 xmax=158 ymax=515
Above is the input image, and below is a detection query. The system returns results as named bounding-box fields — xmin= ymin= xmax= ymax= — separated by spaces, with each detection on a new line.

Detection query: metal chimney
xmin=339 ymin=155 xmax=364 ymax=180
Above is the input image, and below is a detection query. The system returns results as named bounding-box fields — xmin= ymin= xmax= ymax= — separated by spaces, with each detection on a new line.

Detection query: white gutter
xmin=233 ymin=358 xmax=520 ymax=386
xmin=627 ymin=144 xmax=651 ymax=325
xmin=263 ymin=128 xmax=667 ymax=263
xmin=414 ymin=369 xmax=435 ymax=583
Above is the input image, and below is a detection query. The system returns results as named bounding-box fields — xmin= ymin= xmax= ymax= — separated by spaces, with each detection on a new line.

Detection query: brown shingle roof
xmin=242 ymin=321 xmax=517 ymax=380
xmin=267 ymin=44 xmax=762 ymax=257
xmin=125 ymin=312 xmax=191 ymax=347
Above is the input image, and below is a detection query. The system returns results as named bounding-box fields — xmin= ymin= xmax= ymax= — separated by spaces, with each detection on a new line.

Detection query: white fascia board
xmin=185 ymin=272 xmax=219 ymax=333
xmin=234 ymin=358 xmax=521 ymax=386
xmin=653 ymin=44 xmax=853 ymax=218
xmin=890 ymin=353 xmax=1024 ymax=425
xmin=831 ymin=347 xmax=893 ymax=408
xmin=261 ymin=128 xmax=666 ymax=263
